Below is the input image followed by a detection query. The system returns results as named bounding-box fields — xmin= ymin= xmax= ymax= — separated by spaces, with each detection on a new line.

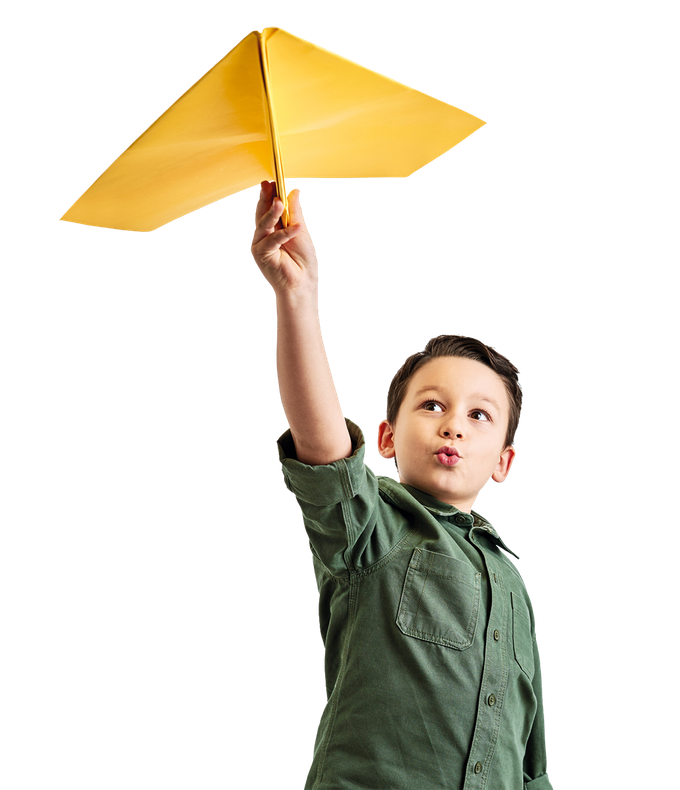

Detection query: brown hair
xmin=386 ymin=335 xmax=522 ymax=448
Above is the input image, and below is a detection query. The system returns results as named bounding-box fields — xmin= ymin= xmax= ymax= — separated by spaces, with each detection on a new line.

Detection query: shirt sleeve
xmin=278 ymin=419 xmax=410 ymax=577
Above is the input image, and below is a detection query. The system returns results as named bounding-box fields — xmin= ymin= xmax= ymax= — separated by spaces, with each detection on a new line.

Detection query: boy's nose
xmin=441 ymin=411 xmax=464 ymax=440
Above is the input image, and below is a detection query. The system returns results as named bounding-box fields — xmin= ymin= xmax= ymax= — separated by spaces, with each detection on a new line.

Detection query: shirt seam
xmin=311 ymin=571 xmax=361 ymax=789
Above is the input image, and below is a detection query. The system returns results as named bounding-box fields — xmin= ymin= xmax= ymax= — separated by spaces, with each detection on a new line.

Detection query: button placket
xmin=463 ymin=555 xmax=509 ymax=789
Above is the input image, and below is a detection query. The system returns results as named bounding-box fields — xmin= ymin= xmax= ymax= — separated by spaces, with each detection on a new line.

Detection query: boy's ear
xmin=492 ymin=446 xmax=516 ymax=483
xmin=378 ymin=420 xmax=396 ymax=458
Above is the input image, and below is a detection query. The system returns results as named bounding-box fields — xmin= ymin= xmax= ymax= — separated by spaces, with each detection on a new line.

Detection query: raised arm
xmin=251 ymin=182 xmax=352 ymax=465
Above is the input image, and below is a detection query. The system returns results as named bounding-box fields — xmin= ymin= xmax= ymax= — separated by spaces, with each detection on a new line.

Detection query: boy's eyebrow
xmin=413 ymin=385 xmax=502 ymax=413
xmin=470 ymin=394 xmax=502 ymax=413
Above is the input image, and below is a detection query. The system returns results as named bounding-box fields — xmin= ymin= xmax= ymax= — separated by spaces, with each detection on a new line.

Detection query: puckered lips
xmin=435 ymin=446 xmax=461 ymax=467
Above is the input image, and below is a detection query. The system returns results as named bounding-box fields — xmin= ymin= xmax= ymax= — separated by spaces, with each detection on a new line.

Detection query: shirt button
xmin=488 ymin=694 xmax=496 ymax=706
xmin=493 ymin=629 xmax=500 ymax=641
xmin=454 ymin=515 xmax=466 ymax=524
xmin=474 ymin=762 xmax=483 ymax=774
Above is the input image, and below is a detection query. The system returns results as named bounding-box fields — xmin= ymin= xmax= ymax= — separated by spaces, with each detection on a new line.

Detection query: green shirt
xmin=279 ymin=420 xmax=552 ymax=790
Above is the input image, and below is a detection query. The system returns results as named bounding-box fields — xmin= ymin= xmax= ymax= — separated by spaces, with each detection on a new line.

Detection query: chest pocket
xmin=511 ymin=591 xmax=535 ymax=679
xmin=396 ymin=548 xmax=481 ymax=649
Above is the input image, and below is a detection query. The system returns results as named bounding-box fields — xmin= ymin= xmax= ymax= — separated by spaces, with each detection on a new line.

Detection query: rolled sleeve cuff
xmin=277 ymin=419 xmax=367 ymax=506
xmin=525 ymin=774 xmax=553 ymax=790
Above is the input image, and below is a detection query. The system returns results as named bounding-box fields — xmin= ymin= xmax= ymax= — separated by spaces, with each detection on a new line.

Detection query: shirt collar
xmin=403 ymin=484 xmax=472 ymax=520
xmin=402 ymin=484 xmax=519 ymax=559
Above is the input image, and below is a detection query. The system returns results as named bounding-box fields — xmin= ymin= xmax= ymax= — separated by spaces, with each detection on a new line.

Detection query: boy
xmin=251 ymin=182 xmax=552 ymax=790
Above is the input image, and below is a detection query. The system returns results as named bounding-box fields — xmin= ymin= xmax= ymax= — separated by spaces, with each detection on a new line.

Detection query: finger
xmin=254 ymin=223 xmax=302 ymax=259
xmin=254 ymin=181 xmax=276 ymax=225
xmin=270 ymin=197 xmax=287 ymax=237
xmin=253 ymin=197 xmax=297 ymax=247
xmin=253 ymin=195 xmax=285 ymax=244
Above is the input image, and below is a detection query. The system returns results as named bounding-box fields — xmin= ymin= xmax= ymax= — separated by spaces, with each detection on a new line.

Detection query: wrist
xmin=275 ymin=283 xmax=318 ymax=313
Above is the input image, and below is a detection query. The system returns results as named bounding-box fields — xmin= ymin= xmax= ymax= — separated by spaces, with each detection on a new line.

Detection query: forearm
xmin=276 ymin=289 xmax=351 ymax=465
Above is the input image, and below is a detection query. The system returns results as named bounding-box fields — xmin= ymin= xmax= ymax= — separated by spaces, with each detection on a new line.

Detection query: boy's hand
xmin=251 ymin=181 xmax=317 ymax=294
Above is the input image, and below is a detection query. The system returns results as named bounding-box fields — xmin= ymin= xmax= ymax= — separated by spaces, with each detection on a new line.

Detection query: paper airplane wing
xmin=61 ymin=32 xmax=273 ymax=232
xmin=62 ymin=29 xmax=485 ymax=232
xmin=265 ymin=29 xmax=484 ymax=178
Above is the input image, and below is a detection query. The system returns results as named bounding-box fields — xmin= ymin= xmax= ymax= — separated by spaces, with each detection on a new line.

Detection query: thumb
xmin=286 ymin=189 xmax=306 ymax=230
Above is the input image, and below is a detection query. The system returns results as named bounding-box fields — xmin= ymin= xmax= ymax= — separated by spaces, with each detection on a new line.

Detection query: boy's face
xmin=378 ymin=356 xmax=515 ymax=513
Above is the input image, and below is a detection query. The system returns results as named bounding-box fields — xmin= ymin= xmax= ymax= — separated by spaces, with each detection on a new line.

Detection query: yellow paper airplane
xmin=61 ymin=28 xmax=485 ymax=232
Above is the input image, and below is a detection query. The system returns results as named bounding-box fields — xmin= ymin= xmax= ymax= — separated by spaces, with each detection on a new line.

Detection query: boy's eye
xmin=469 ymin=409 xmax=490 ymax=421
xmin=422 ymin=401 xmax=443 ymax=412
